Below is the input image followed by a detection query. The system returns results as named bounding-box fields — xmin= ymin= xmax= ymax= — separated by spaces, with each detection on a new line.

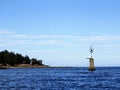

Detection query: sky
xmin=0 ymin=0 xmax=120 ymax=66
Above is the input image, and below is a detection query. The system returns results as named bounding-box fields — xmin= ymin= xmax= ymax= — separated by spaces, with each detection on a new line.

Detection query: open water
xmin=0 ymin=67 xmax=120 ymax=90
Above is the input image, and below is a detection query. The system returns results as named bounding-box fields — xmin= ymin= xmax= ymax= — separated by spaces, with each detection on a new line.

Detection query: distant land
xmin=0 ymin=50 xmax=49 ymax=68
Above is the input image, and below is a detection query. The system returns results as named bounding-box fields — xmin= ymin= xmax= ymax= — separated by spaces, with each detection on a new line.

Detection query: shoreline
xmin=0 ymin=65 xmax=79 ymax=69
xmin=0 ymin=64 xmax=49 ymax=69
xmin=0 ymin=64 xmax=81 ymax=69
xmin=0 ymin=64 xmax=120 ymax=69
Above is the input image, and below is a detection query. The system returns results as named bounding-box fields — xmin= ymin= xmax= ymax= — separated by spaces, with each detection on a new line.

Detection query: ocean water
xmin=0 ymin=67 xmax=120 ymax=90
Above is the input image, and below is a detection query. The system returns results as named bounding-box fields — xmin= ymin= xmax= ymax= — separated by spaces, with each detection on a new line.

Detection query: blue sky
xmin=0 ymin=0 xmax=120 ymax=66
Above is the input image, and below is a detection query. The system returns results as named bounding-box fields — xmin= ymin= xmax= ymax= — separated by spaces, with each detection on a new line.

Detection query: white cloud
xmin=89 ymin=32 xmax=105 ymax=35
xmin=96 ymin=44 xmax=120 ymax=48
xmin=0 ymin=29 xmax=120 ymax=48
xmin=10 ymin=34 xmax=78 ymax=39
xmin=0 ymin=29 xmax=14 ymax=34
xmin=77 ymin=35 xmax=120 ymax=42
xmin=32 ymin=50 xmax=62 ymax=53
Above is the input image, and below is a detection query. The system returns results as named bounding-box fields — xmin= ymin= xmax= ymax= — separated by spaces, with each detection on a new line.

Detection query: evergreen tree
xmin=0 ymin=50 xmax=43 ymax=66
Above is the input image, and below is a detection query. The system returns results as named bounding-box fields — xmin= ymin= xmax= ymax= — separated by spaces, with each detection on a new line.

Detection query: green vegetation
xmin=0 ymin=50 xmax=43 ymax=66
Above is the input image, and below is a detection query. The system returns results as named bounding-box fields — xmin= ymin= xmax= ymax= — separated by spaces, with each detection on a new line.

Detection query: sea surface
xmin=0 ymin=67 xmax=120 ymax=90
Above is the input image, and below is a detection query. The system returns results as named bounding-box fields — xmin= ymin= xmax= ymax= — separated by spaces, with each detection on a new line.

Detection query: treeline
xmin=0 ymin=50 xmax=43 ymax=66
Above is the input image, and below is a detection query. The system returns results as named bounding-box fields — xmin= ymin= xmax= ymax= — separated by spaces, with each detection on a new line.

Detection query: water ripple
xmin=0 ymin=67 xmax=120 ymax=90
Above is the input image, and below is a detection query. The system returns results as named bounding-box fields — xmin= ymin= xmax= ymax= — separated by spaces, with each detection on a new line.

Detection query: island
xmin=0 ymin=50 xmax=49 ymax=68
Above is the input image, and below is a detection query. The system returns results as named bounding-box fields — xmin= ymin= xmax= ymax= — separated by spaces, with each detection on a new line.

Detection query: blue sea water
xmin=0 ymin=67 xmax=120 ymax=90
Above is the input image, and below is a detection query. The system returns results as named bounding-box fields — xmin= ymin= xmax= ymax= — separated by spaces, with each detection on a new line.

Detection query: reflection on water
xmin=0 ymin=67 xmax=120 ymax=90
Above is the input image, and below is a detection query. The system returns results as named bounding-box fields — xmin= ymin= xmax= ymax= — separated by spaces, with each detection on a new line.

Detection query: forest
xmin=0 ymin=50 xmax=43 ymax=66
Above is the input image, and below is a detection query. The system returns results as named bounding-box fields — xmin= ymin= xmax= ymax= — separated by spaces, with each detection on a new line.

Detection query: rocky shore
xmin=0 ymin=64 xmax=49 ymax=69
